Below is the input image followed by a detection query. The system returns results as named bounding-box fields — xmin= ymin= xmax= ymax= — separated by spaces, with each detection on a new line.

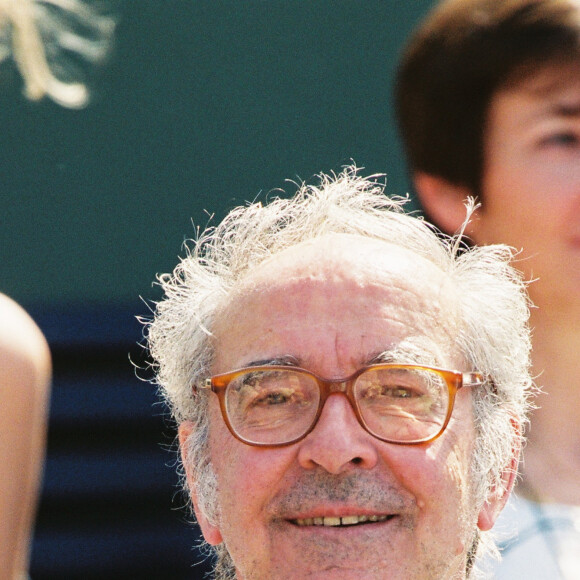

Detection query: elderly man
xmin=147 ymin=167 xmax=532 ymax=579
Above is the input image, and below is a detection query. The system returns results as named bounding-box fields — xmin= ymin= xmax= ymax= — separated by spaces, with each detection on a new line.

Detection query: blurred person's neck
xmin=517 ymin=306 xmax=580 ymax=506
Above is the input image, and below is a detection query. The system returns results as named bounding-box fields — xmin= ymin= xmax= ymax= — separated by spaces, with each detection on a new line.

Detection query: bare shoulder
xmin=0 ymin=293 xmax=51 ymax=389
xmin=0 ymin=295 xmax=51 ymax=576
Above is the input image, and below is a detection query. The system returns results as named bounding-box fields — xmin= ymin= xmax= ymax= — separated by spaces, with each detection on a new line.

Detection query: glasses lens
xmin=354 ymin=366 xmax=449 ymax=442
xmin=225 ymin=368 xmax=319 ymax=445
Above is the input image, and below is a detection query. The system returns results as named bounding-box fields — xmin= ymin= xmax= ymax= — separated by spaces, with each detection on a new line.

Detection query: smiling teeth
xmin=294 ymin=514 xmax=389 ymax=526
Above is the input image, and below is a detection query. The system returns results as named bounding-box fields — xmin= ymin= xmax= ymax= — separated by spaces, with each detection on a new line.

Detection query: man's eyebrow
xmin=244 ymin=356 xmax=300 ymax=368
xmin=368 ymin=346 xmax=439 ymax=367
xmin=245 ymin=349 xmax=439 ymax=369
xmin=368 ymin=351 xmax=397 ymax=365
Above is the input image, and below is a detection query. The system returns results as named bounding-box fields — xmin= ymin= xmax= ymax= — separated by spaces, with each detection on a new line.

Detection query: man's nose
xmin=297 ymin=393 xmax=379 ymax=474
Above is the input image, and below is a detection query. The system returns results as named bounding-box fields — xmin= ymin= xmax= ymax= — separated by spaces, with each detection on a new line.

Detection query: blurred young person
xmin=396 ymin=1 xmax=580 ymax=577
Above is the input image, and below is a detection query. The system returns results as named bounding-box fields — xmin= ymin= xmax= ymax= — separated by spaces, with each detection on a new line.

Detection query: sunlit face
xmin=475 ymin=64 xmax=580 ymax=312
xmin=180 ymin=234 xmax=500 ymax=580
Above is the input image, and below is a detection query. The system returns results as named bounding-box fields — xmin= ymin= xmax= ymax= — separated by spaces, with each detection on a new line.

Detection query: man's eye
xmin=253 ymin=388 xmax=293 ymax=406
xmin=388 ymin=387 xmax=415 ymax=398
xmin=365 ymin=385 xmax=419 ymax=399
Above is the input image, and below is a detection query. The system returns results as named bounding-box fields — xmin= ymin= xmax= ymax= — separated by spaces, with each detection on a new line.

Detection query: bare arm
xmin=0 ymin=294 xmax=51 ymax=580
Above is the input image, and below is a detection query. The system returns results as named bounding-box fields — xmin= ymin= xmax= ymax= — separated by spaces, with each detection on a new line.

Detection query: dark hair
xmin=395 ymin=0 xmax=580 ymax=195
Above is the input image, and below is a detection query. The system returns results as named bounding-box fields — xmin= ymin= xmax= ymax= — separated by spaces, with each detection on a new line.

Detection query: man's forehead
xmin=231 ymin=233 xmax=442 ymax=292
xmin=209 ymin=233 xmax=463 ymax=381
xmin=216 ymin=234 xmax=458 ymax=323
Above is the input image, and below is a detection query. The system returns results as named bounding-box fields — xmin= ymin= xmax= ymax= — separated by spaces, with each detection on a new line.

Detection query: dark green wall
xmin=1 ymin=1 xmax=434 ymax=309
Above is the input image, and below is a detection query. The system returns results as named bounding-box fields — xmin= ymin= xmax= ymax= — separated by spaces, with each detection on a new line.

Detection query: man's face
xmin=475 ymin=64 xmax=580 ymax=311
xmin=180 ymin=235 xmax=499 ymax=580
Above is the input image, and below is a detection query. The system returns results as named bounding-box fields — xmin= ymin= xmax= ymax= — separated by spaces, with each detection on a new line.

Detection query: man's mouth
xmin=291 ymin=514 xmax=394 ymax=527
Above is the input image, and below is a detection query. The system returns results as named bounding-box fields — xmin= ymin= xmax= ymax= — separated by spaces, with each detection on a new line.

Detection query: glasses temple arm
xmin=461 ymin=372 xmax=485 ymax=388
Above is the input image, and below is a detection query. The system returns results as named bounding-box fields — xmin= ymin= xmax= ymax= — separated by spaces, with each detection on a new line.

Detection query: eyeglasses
xmin=202 ymin=364 xmax=484 ymax=447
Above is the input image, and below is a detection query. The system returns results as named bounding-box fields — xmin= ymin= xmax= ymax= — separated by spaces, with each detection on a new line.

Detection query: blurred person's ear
xmin=178 ymin=421 xmax=223 ymax=546
xmin=414 ymin=173 xmax=475 ymax=237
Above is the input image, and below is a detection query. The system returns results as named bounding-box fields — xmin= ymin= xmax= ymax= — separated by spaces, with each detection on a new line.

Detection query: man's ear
xmin=477 ymin=420 xmax=521 ymax=532
xmin=178 ymin=421 xmax=223 ymax=545
xmin=413 ymin=172 xmax=476 ymax=236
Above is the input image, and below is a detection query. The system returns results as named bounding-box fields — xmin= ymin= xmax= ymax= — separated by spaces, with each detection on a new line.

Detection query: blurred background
xmin=1 ymin=1 xmax=434 ymax=578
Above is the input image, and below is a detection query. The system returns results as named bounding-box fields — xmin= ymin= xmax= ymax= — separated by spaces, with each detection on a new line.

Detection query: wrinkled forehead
xmin=213 ymin=234 xmax=462 ymax=358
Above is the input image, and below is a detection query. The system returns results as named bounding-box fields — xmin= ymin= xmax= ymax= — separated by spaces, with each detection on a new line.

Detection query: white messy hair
xmin=146 ymin=165 xmax=532 ymax=578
